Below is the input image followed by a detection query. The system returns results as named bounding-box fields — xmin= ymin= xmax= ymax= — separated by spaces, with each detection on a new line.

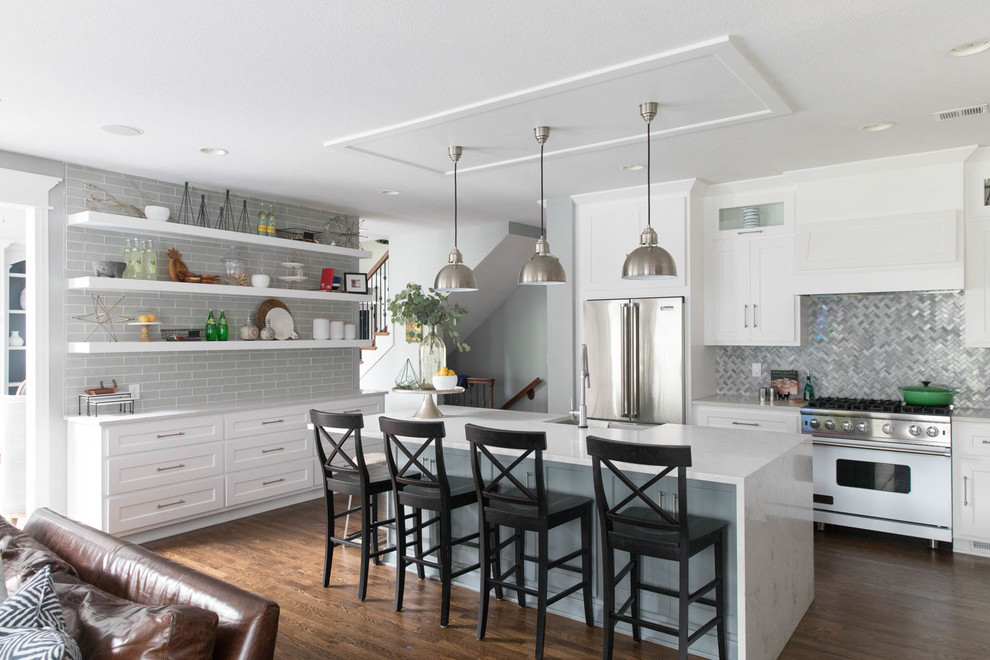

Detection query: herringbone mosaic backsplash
xmin=716 ymin=291 xmax=990 ymax=408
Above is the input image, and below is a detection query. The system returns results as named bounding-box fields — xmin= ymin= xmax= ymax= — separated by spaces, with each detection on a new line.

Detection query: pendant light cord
xmin=453 ymin=159 xmax=458 ymax=247
xmin=540 ymin=140 xmax=546 ymax=236
xmin=646 ymin=117 xmax=652 ymax=228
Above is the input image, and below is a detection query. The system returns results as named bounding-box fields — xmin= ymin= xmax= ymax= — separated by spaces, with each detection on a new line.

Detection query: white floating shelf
xmin=67 ymin=277 xmax=373 ymax=303
xmin=67 ymin=211 xmax=371 ymax=259
xmin=67 ymin=339 xmax=371 ymax=354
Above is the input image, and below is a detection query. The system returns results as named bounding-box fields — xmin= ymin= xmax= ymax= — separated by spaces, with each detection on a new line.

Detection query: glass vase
xmin=418 ymin=326 xmax=446 ymax=389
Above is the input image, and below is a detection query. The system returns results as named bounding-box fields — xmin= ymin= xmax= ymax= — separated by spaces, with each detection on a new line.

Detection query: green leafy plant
xmin=387 ymin=283 xmax=470 ymax=352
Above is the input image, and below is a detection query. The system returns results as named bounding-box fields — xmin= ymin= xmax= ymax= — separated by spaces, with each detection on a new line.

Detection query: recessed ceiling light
xmin=620 ymin=164 xmax=644 ymax=171
xmin=99 ymin=124 xmax=144 ymax=136
xmin=949 ymin=40 xmax=990 ymax=57
xmin=380 ymin=190 xmax=401 ymax=196
xmin=199 ymin=147 xmax=229 ymax=156
xmin=861 ymin=122 xmax=896 ymax=132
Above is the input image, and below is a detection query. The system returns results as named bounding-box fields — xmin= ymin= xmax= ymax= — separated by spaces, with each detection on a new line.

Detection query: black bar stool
xmin=586 ymin=435 xmax=728 ymax=660
xmin=464 ymin=423 xmax=594 ymax=660
xmin=310 ymin=409 xmax=396 ymax=601
xmin=378 ymin=416 xmax=482 ymax=627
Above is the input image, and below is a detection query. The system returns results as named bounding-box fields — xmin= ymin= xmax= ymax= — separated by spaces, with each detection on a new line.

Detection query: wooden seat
xmin=378 ymin=417 xmax=482 ymax=627
xmin=310 ymin=410 xmax=396 ymax=601
xmin=464 ymin=423 xmax=594 ymax=660
xmin=586 ymin=435 xmax=728 ymax=660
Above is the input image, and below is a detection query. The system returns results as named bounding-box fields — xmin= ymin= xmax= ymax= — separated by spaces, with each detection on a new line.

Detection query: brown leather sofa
xmin=3 ymin=508 xmax=279 ymax=659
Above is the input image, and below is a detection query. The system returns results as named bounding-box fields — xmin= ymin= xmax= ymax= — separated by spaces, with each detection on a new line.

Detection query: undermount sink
xmin=545 ymin=417 xmax=653 ymax=432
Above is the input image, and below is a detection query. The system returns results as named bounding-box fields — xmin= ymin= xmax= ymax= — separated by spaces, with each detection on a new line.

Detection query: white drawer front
xmin=224 ymin=405 xmax=310 ymax=439
xmin=225 ymin=430 xmax=313 ymax=472
xmin=225 ymin=458 xmax=317 ymax=507
xmin=695 ymin=407 xmax=798 ymax=434
xmin=108 ymin=477 xmax=224 ymax=534
xmin=108 ymin=442 xmax=224 ymax=495
xmin=107 ymin=415 xmax=223 ymax=455
xmin=954 ymin=421 xmax=990 ymax=458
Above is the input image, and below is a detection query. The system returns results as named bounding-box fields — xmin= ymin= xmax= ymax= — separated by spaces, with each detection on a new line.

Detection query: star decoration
xmin=72 ymin=294 xmax=133 ymax=342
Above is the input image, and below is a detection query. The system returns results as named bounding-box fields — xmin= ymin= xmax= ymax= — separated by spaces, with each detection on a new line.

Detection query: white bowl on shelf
xmin=432 ymin=375 xmax=458 ymax=390
xmin=144 ymin=205 xmax=170 ymax=222
xmin=251 ymin=274 xmax=271 ymax=288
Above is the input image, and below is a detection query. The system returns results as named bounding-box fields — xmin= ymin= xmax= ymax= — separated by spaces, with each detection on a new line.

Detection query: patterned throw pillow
xmin=0 ymin=567 xmax=81 ymax=660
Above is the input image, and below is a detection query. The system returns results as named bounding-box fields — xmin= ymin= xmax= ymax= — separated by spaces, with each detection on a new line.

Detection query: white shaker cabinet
xmin=693 ymin=402 xmax=801 ymax=434
xmin=964 ymin=221 xmax=990 ymax=346
xmin=705 ymin=235 xmax=800 ymax=345
xmin=952 ymin=420 xmax=990 ymax=556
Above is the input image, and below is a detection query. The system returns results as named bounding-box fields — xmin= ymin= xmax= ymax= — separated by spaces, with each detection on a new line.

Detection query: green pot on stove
xmin=897 ymin=381 xmax=958 ymax=406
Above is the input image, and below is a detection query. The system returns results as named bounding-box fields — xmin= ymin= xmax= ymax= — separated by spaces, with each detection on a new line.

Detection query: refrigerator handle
xmin=620 ymin=303 xmax=630 ymax=417
xmin=630 ymin=303 xmax=640 ymax=418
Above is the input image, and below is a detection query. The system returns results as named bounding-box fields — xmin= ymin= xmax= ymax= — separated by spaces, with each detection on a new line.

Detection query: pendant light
xmin=434 ymin=145 xmax=479 ymax=292
xmin=621 ymin=102 xmax=677 ymax=280
xmin=518 ymin=126 xmax=566 ymax=285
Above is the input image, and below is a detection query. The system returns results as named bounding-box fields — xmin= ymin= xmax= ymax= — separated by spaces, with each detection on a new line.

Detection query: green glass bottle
xmin=218 ymin=310 xmax=229 ymax=341
xmin=266 ymin=205 xmax=276 ymax=237
xmin=803 ymin=374 xmax=815 ymax=401
xmin=205 ymin=310 xmax=218 ymax=341
xmin=257 ymin=205 xmax=267 ymax=236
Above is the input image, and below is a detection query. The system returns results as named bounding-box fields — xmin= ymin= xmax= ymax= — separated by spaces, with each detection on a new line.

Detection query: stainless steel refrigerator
xmin=582 ymin=297 xmax=684 ymax=425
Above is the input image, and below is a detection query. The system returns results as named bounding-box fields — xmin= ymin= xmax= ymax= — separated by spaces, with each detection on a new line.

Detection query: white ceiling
xmin=2 ymin=1 xmax=989 ymax=237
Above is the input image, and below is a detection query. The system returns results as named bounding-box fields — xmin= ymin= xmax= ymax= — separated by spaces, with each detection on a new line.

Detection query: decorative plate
xmin=256 ymin=298 xmax=290 ymax=333
xmin=265 ymin=307 xmax=296 ymax=340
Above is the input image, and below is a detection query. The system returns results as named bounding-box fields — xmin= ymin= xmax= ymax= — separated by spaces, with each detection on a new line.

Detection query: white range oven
xmin=801 ymin=397 xmax=952 ymax=548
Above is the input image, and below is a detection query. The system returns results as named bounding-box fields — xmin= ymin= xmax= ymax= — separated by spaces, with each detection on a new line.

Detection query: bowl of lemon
xmin=432 ymin=367 xmax=458 ymax=391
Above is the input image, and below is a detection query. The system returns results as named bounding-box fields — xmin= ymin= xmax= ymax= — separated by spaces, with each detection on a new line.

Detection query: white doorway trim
xmin=0 ymin=167 xmax=62 ymax=513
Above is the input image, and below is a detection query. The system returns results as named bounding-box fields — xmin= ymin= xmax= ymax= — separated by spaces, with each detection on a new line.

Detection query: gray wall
xmin=449 ymin=284 xmax=548 ymax=412
xmin=64 ymin=164 xmax=361 ymax=413
xmin=716 ymin=291 xmax=990 ymax=408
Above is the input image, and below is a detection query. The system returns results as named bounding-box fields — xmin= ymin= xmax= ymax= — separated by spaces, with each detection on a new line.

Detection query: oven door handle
xmin=812 ymin=438 xmax=950 ymax=457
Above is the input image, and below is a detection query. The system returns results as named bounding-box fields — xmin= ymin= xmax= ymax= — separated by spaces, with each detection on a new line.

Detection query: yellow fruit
xmin=147 ymin=314 xmax=157 ymax=322
xmin=436 ymin=370 xmax=444 ymax=376
xmin=138 ymin=315 xmax=150 ymax=323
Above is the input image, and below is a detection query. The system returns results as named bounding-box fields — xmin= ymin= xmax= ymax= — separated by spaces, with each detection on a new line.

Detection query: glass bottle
xmin=418 ymin=325 xmax=447 ymax=389
xmin=257 ymin=204 xmax=268 ymax=236
xmin=205 ymin=310 xmax=218 ymax=341
xmin=239 ymin=315 xmax=259 ymax=341
xmin=804 ymin=374 xmax=815 ymax=401
xmin=218 ymin=310 xmax=229 ymax=341
xmin=266 ymin=205 xmax=276 ymax=237
xmin=122 ymin=238 xmax=137 ymax=279
xmin=143 ymin=239 xmax=157 ymax=280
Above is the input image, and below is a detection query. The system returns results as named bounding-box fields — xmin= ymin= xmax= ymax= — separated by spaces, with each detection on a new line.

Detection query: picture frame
xmin=343 ymin=272 xmax=368 ymax=293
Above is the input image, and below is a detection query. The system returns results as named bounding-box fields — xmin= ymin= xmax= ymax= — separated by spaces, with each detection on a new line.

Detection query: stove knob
xmin=856 ymin=422 xmax=869 ymax=433
xmin=882 ymin=423 xmax=895 ymax=435
xmin=926 ymin=426 xmax=941 ymax=438
xmin=824 ymin=419 xmax=836 ymax=431
xmin=908 ymin=424 xmax=922 ymax=436
xmin=809 ymin=418 xmax=820 ymax=429
xmin=841 ymin=421 xmax=853 ymax=432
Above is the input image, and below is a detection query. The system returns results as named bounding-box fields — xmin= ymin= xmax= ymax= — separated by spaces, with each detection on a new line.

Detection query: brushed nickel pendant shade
xmin=434 ymin=145 xmax=479 ymax=292
xmin=519 ymin=126 xmax=566 ymax=285
xmin=621 ymin=102 xmax=677 ymax=280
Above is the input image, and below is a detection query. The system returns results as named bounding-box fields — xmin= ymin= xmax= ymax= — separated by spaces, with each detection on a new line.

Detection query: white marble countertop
xmin=66 ymin=390 xmax=387 ymax=425
xmin=693 ymin=394 xmax=807 ymax=411
xmin=369 ymin=406 xmax=809 ymax=486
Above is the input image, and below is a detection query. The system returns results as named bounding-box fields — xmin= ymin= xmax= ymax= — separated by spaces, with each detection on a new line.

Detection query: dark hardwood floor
xmin=145 ymin=498 xmax=990 ymax=659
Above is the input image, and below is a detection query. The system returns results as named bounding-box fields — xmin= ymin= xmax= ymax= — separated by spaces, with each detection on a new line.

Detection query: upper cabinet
xmin=964 ymin=148 xmax=990 ymax=347
xmin=573 ymin=181 xmax=695 ymax=297
xmin=786 ymin=147 xmax=972 ymax=295
xmin=704 ymin=183 xmax=801 ymax=346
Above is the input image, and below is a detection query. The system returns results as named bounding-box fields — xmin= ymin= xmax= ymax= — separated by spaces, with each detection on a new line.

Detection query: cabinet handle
xmin=261 ymin=419 xmax=285 ymax=425
xmin=343 ymin=409 xmax=362 ymax=414
xmin=753 ymin=303 xmax=758 ymax=328
xmin=982 ymin=440 xmax=990 ymax=444
xmin=156 ymin=463 xmax=186 ymax=472
xmin=964 ymin=476 xmax=969 ymax=507
xmin=263 ymin=478 xmax=285 ymax=486
xmin=732 ymin=421 xmax=759 ymax=427
xmin=157 ymin=499 xmax=185 ymax=509
xmin=156 ymin=431 xmax=186 ymax=439
xmin=743 ymin=304 xmax=749 ymax=328
xmin=262 ymin=447 xmax=285 ymax=454
xmin=737 ymin=229 xmax=764 ymax=235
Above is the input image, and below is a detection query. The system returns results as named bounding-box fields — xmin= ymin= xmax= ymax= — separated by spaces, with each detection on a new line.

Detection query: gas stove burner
xmin=806 ymin=397 xmax=952 ymax=416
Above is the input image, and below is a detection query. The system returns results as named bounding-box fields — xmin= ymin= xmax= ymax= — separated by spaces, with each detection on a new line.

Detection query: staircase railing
xmin=360 ymin=250 xmax=389 ymax=338
xmin=500 ymin=377 xmax=543 ymax=410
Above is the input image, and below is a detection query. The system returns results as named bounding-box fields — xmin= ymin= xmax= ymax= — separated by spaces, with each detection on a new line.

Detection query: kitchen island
xmin=366 ymin=405 xmax=813 ymax=660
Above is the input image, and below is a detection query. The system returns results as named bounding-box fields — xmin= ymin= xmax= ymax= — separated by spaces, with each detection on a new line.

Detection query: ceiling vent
xmin=933 ymin=104 xmax=988 ymax=122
